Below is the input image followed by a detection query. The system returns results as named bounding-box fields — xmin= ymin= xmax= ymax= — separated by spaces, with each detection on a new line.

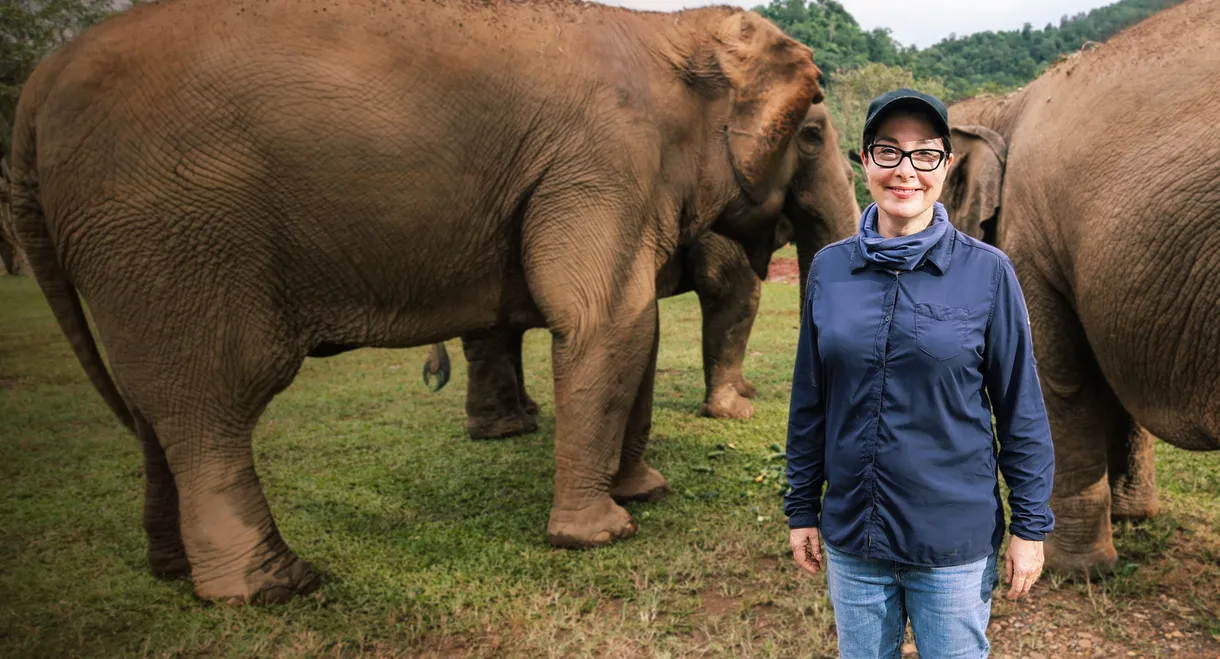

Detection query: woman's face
xmin=862 ymin=112 xmax=953 ymax=222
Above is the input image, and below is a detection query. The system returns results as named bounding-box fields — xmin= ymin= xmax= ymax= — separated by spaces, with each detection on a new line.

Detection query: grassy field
xmin=1 ymin=274 xmax=1218 ymax=658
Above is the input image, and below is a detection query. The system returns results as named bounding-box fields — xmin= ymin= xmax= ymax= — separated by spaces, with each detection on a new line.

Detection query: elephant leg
xmin=524 ymin=219 xmax=657 ymax=549
xmin=110 ymin=312 xmax=318 ymax=604
xmin=462 ymin=328 xmax=538 ymax=440
xmin=690 ymin=233 xmax=762 ymax=420
xmin=1108 ymin=425 xmax=1159 ymax=522
xmin=508 ymin=328 xmax=540 ymax=416
xmin=164 ymin=416 xmax=319 ymax=604
xmin=133 ymin=410 xmax=189 ymax=580
xmin=610 ymin=310 xmax=671 ymax=503
xmin=1025 ymin=276 xmax=1124 ymax=575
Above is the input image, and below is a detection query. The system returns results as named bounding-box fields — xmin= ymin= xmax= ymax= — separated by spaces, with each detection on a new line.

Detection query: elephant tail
xmin=8 ymin=90 xmax=136 ymax=435
xmin=422 ymin=342 xmax=451 ymax=393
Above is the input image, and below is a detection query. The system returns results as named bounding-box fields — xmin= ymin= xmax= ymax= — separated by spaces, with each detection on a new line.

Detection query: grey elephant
xmin=10 ymin=0 xmax=825 ymax=604
xmin=423 ymin=103 xmax=860 ymax=438
xmin=936 ymin=0 xmax=1219 ymax=574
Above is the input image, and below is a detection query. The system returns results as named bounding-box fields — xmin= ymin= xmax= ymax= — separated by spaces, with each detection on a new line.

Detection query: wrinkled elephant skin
xmin=940 ymin=0 xmax=1220 ymax=575
xmin=9 ymin=0 xmax=824 ymax=604
xmin=440 ymin=104 xmax=860 ymax=438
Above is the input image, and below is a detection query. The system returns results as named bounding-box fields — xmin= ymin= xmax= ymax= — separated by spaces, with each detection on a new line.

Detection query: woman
xmin=783 ymin=88 xmax=1055 ymax=658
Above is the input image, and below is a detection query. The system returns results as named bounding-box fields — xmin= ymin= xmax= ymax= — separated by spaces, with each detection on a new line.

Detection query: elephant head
xmin=719 ymin=102 xmax=860 ymax=305
xmin=782 ymin=103 xmax=861 ymax=304
xmin=707 ymin=10 xmax=825 ymax=215
xmin=942 ymin=125 xmax=1007 ymax=244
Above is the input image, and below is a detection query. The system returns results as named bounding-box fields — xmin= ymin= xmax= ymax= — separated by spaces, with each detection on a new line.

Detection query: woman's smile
xmin=887 ymin=185 xmax=923 ymax=200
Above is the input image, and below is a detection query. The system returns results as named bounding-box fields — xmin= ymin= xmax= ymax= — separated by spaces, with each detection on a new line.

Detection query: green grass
xmin=1 ymin=275 xmax=1217 ymax=658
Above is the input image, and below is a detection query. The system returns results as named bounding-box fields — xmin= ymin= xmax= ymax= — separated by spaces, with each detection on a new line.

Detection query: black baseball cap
xmin=861 ymin=88 xmax=950 ymax=147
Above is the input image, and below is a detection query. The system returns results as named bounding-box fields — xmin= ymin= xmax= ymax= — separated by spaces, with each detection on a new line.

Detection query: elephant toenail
xmin=592 ymin=531 xmax=611 ymax=544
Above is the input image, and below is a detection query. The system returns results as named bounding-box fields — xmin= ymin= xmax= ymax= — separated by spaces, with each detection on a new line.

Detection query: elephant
xmin=422 ymin=103 xmax=860 ymax=439
xmin=9 ymin=0 xmax=824 ymax=604
xmin=934 ymin=0 xmax=1220 ymax=575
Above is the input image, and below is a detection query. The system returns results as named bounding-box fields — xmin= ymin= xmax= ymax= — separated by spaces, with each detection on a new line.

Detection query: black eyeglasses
xmin=866 ymin=144 xmax=947 ymax=172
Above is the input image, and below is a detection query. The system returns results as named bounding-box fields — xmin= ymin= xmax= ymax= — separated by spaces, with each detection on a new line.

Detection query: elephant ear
xmin=716 ymin=12 xmax=824 ymax=205
xmin=944 ymin=125 xmax=1007 ymax=243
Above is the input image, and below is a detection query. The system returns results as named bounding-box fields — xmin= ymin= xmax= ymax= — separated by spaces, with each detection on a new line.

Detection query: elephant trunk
xmin=796 ymin=238 xmax=814 ymax=308
xmin=790 ymin=200 xmax=857 ymax=307
xmin=423 ymin=342 xmax=451 ymax=392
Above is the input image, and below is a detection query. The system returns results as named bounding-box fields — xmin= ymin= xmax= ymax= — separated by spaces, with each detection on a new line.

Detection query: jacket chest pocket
xmin=914 ymin=303 xmax=968 ymax=361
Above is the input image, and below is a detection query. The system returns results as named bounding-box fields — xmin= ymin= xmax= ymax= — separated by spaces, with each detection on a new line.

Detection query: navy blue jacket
xmin=783 ymin=218 xmax=1055 ymax=567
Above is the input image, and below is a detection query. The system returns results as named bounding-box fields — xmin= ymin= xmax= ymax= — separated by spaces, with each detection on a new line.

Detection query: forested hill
xmin=756 ymin=0 xmax=1187 ymax=101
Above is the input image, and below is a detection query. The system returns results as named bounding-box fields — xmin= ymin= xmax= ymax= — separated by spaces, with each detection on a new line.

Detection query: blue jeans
xmin=824 ymin=543 xmax=999 ymax=659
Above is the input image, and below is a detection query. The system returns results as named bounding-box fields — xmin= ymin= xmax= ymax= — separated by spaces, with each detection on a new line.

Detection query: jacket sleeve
xmin=984 ymin=256 xmax=1056 ymax=541
xmin=784 ymin=270 xmax=826 ymax=529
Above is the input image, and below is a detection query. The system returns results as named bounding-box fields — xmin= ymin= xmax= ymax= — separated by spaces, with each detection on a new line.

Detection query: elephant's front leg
xmin=544 ymin=300 xmax=657 ymax=547
xmin=690 ymin=233 xmax=763 ymax=420
xmin=461 ymin=328 xmax=539 ymax=440
xmin=610 ymin=309 xmax=672 ymax=503
xmin=1109 ymin=425 xmax=1159 ymax=522
xmin=527 ymin=240 xmax=663 ymax=549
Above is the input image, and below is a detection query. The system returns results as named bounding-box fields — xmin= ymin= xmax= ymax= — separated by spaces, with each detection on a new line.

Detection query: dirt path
xmin=767 ymin=257 xmax=800 ymax=285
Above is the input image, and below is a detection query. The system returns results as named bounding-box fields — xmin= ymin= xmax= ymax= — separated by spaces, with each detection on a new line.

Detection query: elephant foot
xmin=466 ymin=410 xmax=539 ymax=440
xmin=701 ymin=386 xmax=754 ymax=420
xmin=1044 ymin=539 xmax=1118 ymax=577
xmin=610 ymin=460 xmax=672 ymax=503
xmin=148 ymin=546 xmax=191 ymax=580
xmin=546 ymin=496 xmax=638 ymax=549
xmin=1110 ymin=491 xmax=1160 ymax=523
xmin=192 ymin=552 xmax=321 ymax=606
xmin=734 ymin=377 xmax=759 ymax=399
xmin=521 ymin=395 xmax=540 ymax=416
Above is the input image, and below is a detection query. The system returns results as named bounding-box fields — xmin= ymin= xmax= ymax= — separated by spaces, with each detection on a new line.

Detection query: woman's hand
xmin=789 ymin=527 xmax=823 ymax=576
xmin=1005 ymin=536 xmax=1044 ymax=599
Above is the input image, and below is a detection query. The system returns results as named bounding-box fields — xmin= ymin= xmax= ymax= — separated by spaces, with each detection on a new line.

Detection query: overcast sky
xmin=593 ymin=0 xmax=1118 ymax=48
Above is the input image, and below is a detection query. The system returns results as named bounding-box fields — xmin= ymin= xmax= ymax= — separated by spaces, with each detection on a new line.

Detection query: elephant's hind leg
xmin=461 ymin=328 xmax=538 ymax=440
xmin=1025 ymin=273 xmax=1128 ymax=576
xmin=1108 ymin=425 xmax=1159 ymax=523
xmin=508 ymin=328 xmax=541 ymax=416
xmin=112 ymin=312 xmax=319 ymax=605
xmin=132 ymin=410 xmax=189 ymax=580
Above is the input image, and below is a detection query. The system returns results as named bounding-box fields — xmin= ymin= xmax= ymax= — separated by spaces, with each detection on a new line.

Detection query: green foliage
xmin=906 ymin=0 xmax=1185 ymax=99
xmin=756 ymin=0 xmax=1187 ymax=102
xmin=755 ymin=0 xmax=1186 ymax=208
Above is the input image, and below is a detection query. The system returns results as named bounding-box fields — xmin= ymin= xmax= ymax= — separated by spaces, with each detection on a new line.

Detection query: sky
xmin=592 ymin=0 xmax=1118 ymax=48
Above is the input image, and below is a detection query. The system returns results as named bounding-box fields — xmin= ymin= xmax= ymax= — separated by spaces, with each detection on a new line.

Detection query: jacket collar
xmin=849 ymin=212 xmax=957 ymax=274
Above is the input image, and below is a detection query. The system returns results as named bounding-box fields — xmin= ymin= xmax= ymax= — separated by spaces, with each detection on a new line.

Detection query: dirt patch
xmin=767 ymin=257 xmax=800 ymax=285
xmin=983 ymin=586 xmax=1220 ymax=659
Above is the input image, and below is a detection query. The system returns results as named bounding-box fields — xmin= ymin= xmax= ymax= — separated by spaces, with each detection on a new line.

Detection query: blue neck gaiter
xmin=857 ymin=202 xmax=950 ymax=271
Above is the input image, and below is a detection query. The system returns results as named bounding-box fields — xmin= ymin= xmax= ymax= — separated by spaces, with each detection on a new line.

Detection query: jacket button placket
xmin=866 ymin=271 xmax=903 ymax=556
